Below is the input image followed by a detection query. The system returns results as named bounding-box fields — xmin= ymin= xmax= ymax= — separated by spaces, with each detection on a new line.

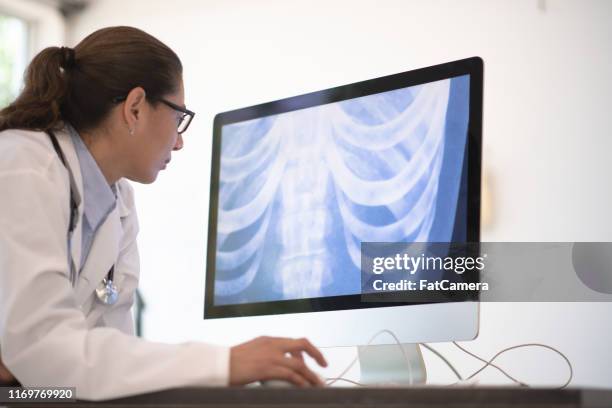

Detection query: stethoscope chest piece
xmin=96 ymin=266 xmax=118 ymax=305
xmin=96 ymin=278 xmax=118 ymax=305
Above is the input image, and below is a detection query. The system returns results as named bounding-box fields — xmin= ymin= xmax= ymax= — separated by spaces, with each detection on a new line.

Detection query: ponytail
xmin=0 ymin=46 xmax=71 ymax=132
xmin=0 ymin=26 xmax=182 ymax=134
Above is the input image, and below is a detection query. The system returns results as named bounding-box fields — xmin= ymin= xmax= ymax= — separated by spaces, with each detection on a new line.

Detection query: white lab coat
xmin=0 ymin=128 xmax=229 ymax=400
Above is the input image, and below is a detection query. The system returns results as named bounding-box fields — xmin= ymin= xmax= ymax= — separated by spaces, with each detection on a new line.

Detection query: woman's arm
xmin=0 ymin=159 xmax=229 ymax=400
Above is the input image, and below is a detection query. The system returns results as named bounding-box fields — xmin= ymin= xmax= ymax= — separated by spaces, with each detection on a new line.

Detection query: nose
xmin=173 ymin=132 xmax=184 ymax=151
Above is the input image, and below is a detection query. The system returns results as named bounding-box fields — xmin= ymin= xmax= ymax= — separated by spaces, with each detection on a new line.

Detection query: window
xmin=0 ymin=14 xmax=28 ymax=108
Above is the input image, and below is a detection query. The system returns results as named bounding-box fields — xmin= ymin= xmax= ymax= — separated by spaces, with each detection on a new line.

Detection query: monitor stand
xmin=358 ymin=343 xmax=427 ymax=385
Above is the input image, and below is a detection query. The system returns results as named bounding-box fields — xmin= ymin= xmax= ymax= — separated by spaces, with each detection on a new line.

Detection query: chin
xmin=129 ymin=172 xmax=159 ymax=184
xmin=144 ymin=173 xmax=159 ymax=184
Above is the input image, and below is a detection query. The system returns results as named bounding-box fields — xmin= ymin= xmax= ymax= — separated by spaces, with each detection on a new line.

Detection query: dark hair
xmin=0 ymin=26 xmax=182 ymax=133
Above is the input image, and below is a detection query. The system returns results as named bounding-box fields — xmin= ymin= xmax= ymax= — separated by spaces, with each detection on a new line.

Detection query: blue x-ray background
xmin=213 ymin=75 xmax=470 ymax=305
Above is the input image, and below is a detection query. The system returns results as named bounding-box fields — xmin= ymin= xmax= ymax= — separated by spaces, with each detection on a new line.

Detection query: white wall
xmin=67 ymin=0 xmax=612 ymax=388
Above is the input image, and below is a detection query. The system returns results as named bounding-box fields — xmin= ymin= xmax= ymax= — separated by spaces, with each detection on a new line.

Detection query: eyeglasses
xmin=112 ymin=96 xmax=195 ymax=134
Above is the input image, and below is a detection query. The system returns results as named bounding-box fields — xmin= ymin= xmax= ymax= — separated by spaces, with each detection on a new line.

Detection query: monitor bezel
xmin=204 ymin=56 xmax=483 ymax=319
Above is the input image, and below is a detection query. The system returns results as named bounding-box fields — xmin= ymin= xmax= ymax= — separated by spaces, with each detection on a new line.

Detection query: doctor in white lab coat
xmin=0 ymin=26 xmax=326 ymax=400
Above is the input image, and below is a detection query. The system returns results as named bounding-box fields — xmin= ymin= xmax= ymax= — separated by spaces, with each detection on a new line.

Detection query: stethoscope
xmin=47 ymin=130 xmax=119 ymax=305
xmin=95 ymin=266 xmax=119 ymax=305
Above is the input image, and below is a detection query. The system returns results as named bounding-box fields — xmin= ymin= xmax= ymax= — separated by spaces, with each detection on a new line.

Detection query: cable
xmin=452 ymin=341 xmax=527 ymax=386
xmin=419 ymin=343 xmax=462 ymax=381
xmin=422 ymin=341 xmax=524 ymax=386
xmin=327 ymin=377 xmax=367 ymax=387
xmin=325 ymin=328 xmax=574 ymax=389
xmin=452 ymin=341 xmax=573 ymax=389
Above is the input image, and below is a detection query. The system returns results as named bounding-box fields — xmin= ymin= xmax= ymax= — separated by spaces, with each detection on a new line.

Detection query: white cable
xmin=325 ymin=328 xmax=574 ymax=389
xmin=452 ymin=341 xmax=527 ymax=386
xmin=419 ymin=343 xmax=462 ymax=381
xmin=327 ymin=377 xmax=368 ymax=387
xmin=452 ymin=341 xmax=573 ymax=389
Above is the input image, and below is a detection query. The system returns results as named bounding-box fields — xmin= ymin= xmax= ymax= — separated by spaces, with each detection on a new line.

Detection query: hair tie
xmin=60 ymin=46 xmax=76 ymax=69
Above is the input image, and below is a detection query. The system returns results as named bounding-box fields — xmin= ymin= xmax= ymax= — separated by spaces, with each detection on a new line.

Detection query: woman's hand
xmin=229 ymin=336 xmax=327 ymax=387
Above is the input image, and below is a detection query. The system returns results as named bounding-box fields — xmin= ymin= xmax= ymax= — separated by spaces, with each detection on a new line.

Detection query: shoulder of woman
xmin=0 ymin=128 xmax=58 ymax=175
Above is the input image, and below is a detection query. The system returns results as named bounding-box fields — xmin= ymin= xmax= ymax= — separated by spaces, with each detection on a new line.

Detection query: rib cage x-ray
xmin=214 ymin=75 xmax=470 ymax=305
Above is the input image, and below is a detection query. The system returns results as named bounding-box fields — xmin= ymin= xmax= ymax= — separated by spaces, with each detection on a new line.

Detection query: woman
xmin=0 ymin=26 xmax=326 ymax=400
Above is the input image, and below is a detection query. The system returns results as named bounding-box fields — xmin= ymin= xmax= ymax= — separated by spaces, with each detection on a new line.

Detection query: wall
xmin=66 ymin=0 xmax=612 ymax=388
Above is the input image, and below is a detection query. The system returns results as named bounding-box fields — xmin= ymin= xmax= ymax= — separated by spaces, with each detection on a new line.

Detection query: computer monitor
xmin=202 ymin=57 xmax=483 ymax=384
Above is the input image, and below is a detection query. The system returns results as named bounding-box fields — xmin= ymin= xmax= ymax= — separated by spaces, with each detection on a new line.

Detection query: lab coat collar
xmin=67 ymin=125 xmax=117 ymax=240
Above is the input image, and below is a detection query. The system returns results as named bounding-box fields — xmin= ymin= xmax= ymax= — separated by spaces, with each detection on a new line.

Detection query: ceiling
xmin=28 ymin=0 xmax=92 ymax=17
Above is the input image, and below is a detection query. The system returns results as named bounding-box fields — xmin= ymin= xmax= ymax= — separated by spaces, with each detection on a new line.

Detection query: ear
xmin=122 ymin=87 xmax=146 ymax=131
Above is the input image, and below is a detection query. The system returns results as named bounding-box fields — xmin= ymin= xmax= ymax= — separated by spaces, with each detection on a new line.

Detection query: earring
xmin=129 ymin=128 xmax=134 ymax=136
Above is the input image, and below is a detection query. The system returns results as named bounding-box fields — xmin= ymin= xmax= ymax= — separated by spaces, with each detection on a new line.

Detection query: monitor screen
xmin=206 ymin=57 xmax=482 ymax=318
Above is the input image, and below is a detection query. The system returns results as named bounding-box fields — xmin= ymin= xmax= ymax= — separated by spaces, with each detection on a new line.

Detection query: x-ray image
xmin=214 ymin=75 xmax=470 ymax=305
